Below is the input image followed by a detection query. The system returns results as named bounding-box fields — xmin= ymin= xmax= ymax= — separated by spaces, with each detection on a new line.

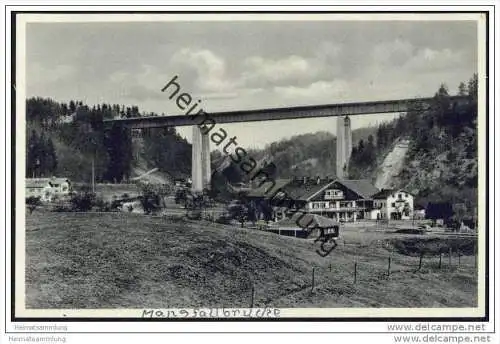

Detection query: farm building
xmin=26 ymin=177 xmax=72 ymax=202
xmin=371 ymin=189 xmax=414 ymax=220
xmin=268 ymin=212 xmax=341 ymax=239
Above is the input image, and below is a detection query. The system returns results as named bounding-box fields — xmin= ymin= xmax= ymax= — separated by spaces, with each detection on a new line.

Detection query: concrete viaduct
xmin=104 ymin=95 xmax=468 ymax=192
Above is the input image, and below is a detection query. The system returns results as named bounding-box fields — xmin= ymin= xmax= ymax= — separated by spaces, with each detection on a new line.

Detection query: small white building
xmin=371 ymin=189 xmax=414 ymax=220
xmin=26 ymin=177 xmax=72 ymax=202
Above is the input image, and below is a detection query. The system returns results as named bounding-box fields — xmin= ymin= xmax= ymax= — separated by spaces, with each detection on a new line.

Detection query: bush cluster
xmin=26 ymin=196 xmax=42 ymax=214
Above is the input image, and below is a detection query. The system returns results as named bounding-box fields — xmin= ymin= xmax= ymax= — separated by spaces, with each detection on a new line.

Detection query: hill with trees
xmin=349 ymin=75 xmax=478 ymax=214
xmin=25 ymin=97 xmax=192 ymax=183
xmin=243 ymin=75 xmax=478 ymax=218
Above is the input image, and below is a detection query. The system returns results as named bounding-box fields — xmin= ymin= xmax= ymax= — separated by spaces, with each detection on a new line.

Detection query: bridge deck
xmin=104 ymin=95 xmax=468 ymax=129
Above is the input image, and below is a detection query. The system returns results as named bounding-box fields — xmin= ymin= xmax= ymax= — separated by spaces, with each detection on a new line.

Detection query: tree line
xmin=25 ymin=97 xmax=191 ymax=182
xmin=27 ymin=130 xmax=57 ymax=178
xmin=348 ymin=74 xmax=478 ymax=219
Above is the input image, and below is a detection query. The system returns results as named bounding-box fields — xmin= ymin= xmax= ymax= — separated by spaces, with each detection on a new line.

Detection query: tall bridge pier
xmin=191 ymin=126 xmax=211 ymax=193
xmin=336 ymin=116 xmax=352 ymax=179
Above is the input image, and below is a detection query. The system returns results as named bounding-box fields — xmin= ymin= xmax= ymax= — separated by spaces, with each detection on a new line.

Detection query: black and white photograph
xmin=10 ymin=10 xmax=491 ymax=323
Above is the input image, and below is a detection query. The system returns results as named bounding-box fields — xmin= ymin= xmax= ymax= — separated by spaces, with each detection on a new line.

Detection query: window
xmin=325 ymin=189 xmax=343 ymax=200
xmin=275 ymin=191 xmax=286 ymax=199
xmin=398 ymin=194 xmax=403 ymax=200
xmin=391 ymin=203 xmax=395 ymax=207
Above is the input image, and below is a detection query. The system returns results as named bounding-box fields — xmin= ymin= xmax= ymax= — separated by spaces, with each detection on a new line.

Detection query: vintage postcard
xmin=10 ymin=10 xmax=490 ymax=323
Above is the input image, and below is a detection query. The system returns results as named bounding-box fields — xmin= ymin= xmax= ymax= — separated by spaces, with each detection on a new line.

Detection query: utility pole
xmin=92 ymin=157 xmax=95 ymax=193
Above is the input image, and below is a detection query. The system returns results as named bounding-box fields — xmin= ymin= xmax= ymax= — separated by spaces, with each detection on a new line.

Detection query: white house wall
xmin=385 ymin=191 xmax=414 ymax=220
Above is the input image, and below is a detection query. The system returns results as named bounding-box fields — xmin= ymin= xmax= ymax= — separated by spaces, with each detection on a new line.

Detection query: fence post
xmin=448 ymin=247 xmax=452 ymax=267
xmin=329 ymin=263 xmax=332 ymax=272
xmin=354 ymin=262 xmax=358 ymax=284
xmin=387 ymin=257 xmax=391 ymax=278
xmin=416 ymin=251 xmax=424 ymax=272
xmin=311 ymin=267 xmax=316 ymax=293
xmin=439 ymin=252 xmax=442 ymax=269
xmin=458 ymin=250 xmax=461 ymax=267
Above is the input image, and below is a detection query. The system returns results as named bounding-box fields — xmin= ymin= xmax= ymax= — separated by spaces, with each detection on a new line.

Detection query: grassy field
xmin=25 ymin=211 xmax=477 ymax=309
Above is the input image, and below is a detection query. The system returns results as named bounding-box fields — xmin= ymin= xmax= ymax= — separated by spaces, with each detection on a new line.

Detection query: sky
xmin=25 ymin=18 xmax=478 ymax=149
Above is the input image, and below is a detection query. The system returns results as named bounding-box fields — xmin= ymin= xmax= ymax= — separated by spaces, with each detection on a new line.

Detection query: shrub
xmin=70 ymin=191 xmax=96 ymax=212
xmin=139 ymin=184 xmax=161 ymax=215
xmin=26 ymin=196 xmax=42 ymax=214
xmin=94 ymin=197 xmax=113 ymax=212
xmin=175 ymin=189 xmax=187 ymax=204
xmin=110 ymin=199 xmax=122 ymax=211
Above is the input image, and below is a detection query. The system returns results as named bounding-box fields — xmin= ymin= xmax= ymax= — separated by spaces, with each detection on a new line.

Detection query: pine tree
xmin=38 ymin=131 xmax=47 ymax=177
xmin=458 ymin=82 xmax=467 ymax=96
xmin=46 ymin=137 xmax=58 ymax=174
xmin=27 ymin=130 xmax=39 ymax=178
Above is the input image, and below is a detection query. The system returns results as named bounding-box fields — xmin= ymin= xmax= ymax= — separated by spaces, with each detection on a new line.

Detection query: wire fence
xmin=241 ymin=245 xmax=477 ymax=307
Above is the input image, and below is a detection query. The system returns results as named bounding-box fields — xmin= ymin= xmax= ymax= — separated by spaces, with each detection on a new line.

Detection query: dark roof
xmin=336 ymin=179 xmax=379 ymax=199
xmin=283 ymin=178 xmax=336 ymax=201
xmin=372 ymin=189 xmax=394 ymax=199
xmin=275 ymin=213 xmax=340 ymax=229
xmin=247 ymin=178 xmax=292 ymax=198
xmin=247 ymin=177 xmax=379 ymax=201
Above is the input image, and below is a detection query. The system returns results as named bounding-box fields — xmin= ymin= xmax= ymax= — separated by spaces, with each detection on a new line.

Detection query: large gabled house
xmin=247 ymin=176 xmax=380 ymax=222
xmin=298 ymin=178 xmax=379 ymax=222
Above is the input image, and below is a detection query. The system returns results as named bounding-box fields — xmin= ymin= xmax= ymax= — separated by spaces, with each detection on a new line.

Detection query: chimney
xmin=316 ymin=176 xmax=321 ymax=185
xmin=303 ymin=176 xmax=308 ymax=185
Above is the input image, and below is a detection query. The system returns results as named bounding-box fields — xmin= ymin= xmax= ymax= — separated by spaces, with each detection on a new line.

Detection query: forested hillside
xmin=242 ymin=127 xmax=377 ymax=180
xmin=345 ymin=75 xmax=478 ymax=212
xmin=245 ymin=75 xmax=478 ymax=214
xmin=25 ymin=97 xmax=191 ymax=182
xmin=394 ymin=75 xmax=478 ymax=209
